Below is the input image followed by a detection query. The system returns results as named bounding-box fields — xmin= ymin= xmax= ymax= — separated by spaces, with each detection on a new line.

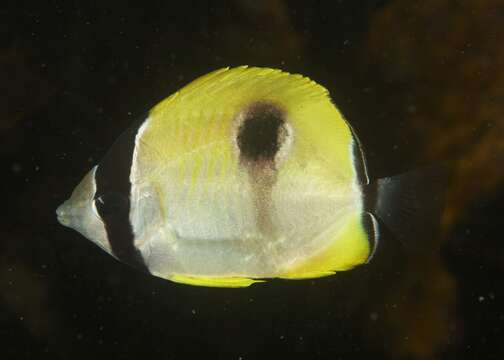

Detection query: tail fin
xmin=370 ymin=165 xmax=450 ymax=243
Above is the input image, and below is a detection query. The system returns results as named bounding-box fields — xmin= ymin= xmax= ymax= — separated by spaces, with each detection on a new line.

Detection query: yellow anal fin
xmin=280 ymin=271 xmax=336 ymax=280
xmin=279 ymin=212 xmax=370 ymax=280
xmin=170 ymin=274 xmax=263 ymax=288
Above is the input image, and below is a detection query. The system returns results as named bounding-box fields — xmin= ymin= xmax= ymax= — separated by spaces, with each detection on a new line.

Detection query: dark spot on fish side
xmin=235 ymin=103 xmax=287 ymax=253
xmin=237 ymin=102 xmax=285 ymax=162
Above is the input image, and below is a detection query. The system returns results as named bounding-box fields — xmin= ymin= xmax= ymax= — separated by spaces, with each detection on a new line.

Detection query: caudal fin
xmin=371 ymin=165 xmax=450 ymax=242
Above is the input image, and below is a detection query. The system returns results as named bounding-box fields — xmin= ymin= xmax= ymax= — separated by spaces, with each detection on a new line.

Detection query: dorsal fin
xmin=150 ymin=66 xmax=331 ymax=117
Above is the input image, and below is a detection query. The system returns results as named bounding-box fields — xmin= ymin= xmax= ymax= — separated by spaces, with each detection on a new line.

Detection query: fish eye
xmin=94 ymin=192 xmax=129 ymax=217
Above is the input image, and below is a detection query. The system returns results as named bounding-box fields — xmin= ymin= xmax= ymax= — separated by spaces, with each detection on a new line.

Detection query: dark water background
xmin=2 ymin=1 xmax=504 ymax=359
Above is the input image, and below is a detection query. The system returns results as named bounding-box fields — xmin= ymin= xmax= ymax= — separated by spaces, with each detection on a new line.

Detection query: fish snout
xmin=56 ymin=201 xmax=70 ymax=226
xmin=56 ymin=197 xmax=91 ymax=228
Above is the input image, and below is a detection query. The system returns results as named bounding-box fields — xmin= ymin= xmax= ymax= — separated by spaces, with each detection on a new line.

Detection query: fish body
xmin=57 ymin=66 xmax=379 ymax=287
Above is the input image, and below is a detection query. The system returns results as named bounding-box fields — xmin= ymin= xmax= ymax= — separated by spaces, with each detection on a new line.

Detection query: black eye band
xmin=94 ymin=115 xmax=149 ymax=272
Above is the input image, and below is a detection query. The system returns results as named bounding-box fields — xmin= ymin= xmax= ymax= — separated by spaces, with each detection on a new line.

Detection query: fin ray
xmin=373 ymin=165 xmax=449 ymax=241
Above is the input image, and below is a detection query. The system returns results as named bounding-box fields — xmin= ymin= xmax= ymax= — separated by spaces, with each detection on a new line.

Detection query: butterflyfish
xmin=56 ymin=66 xmax=427 ymax=287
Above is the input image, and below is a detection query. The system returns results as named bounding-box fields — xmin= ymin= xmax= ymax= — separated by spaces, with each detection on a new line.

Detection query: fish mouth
xmin=56 ymin=201 xmax=71 ymax=227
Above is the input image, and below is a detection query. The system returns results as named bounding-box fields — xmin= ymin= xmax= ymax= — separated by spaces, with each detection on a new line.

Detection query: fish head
xmin=56 ymin=166 xmax=111 ymax=254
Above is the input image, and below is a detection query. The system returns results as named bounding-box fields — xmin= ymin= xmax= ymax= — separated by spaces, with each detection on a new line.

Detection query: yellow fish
xmin=56 ymin=66 xmax=413 ymax=287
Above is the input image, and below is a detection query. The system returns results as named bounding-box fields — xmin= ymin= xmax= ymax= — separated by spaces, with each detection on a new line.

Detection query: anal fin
xmin=170 ymin=274 xmax=263 ymax=288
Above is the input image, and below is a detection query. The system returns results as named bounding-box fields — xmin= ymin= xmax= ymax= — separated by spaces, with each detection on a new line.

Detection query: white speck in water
xmin=11 ymin=162 xmax=22 ymax=173
xmin=35 ymin=165 xmax=40 ymax=171
xmin=191 ymin=309 xmax=196 ymax=315
xmin=478 ymin=296 xmax=485 ymax=302
xmin=370 ymin=312 xmax=379 ymax=321
xmin=407 ymin=104 xmax=417 ymax=113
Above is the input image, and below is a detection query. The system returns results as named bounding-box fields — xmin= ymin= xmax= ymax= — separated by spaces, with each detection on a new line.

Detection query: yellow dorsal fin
xmin=149 ymin=66 xmax=330 ymax=118
xmin=142 ymin=66 xmax=356 ymax=183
